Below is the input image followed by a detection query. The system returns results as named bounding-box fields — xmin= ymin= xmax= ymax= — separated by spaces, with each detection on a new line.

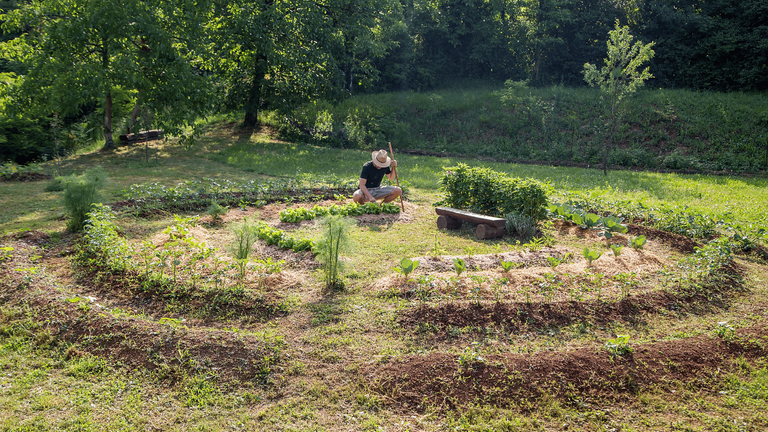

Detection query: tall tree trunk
xmin=102 ymin=90 xmax=115 ymax=150
xmin=100 ymin=41 xmax=116 ymax=150
xmin=243 ymin=57 xmax=267 ymax=128
xmin=127 ymin=96 xmax=141 ymax=134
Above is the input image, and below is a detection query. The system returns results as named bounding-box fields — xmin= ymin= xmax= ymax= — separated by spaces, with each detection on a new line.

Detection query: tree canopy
xmin=0 ymin=0 xmax=765 ymax=162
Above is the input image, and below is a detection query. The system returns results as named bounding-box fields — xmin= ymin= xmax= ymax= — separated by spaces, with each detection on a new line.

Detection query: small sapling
xmin=583 ymin=247 xmax=602 ymax=266
xmin=629 ymin=235 xmax=647 ymax=250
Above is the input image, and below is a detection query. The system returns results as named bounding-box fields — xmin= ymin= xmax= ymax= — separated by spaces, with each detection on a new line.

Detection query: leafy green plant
xmin=713 ymin=321 xmax=735 ymax=340
xmin=431 ymin=233 xmax=444 ymax=257
xmin=629 ymin=235 xmax=647 ymax=250
xmin=500 ymin=259 xmax=521 ymax=273
xmin=546 ymin=254 xmax=569 ymax=268
xmin=599 ymin=215 xmax=628 ymax=238
xmin=81 ymin=204 xmax=131 ymax=272
xmin=610 ymin=244 xmax=623 ymax=257
xmin=253 ymin=221 xmax=313 ymax=253
xmin=580 ymin=213 xmax=602 ymax=229
xmin=468 ymin=275 xmax=487 ymax=304
xmin=395 ymin=258 xmax=419 ymax=280
xmin=491 ymin=277 xmax=508 ymax=302
xmin=518 ymin=285 xmax=532 ymax=304
xmin=605 ymin=334 xmax=633 ymax=358
xmin=523 ymin=237 xmax=546 ymax=252
xmin=136 ymin=240 xmax=156 ymax=279
xmin=315 ymin=215 xmax=353 ymax=290
xmin=256 ymin=257 xmax=284 ymax=274
xmin=164 ymin=215 xmax=199 ymax=240
xmin=728 ymin=225 xmax=766 ymax=253
xmin=279 ymin=202 xmax=400 ymax=223
xmin=583 ymin=247 xmax=602 ymax=265
xmin=537 ymin=273 xmax=563 ymax=302
xmin=653 ymin=207 xmax=721 ymax=239
xmin=452 ymin=258 xmax=466 ymax=277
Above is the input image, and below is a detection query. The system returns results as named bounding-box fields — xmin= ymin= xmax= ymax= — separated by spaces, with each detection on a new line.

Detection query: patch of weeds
xmin=458 ymin=342 xmax=486 ymax=370
xmin=182 ymin=374 xmax=222 ymax=408
xmin=713 ymin=321 xmax=736 ymax=340
xmin=613 ymin=272 xmax=638 ymax=298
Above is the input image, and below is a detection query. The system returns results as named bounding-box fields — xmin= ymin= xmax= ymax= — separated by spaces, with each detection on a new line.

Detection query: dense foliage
xmin=437 ymin=163 xmax=549 ymax=220
xmin=1 ymin=0 xmax=766 ymax=164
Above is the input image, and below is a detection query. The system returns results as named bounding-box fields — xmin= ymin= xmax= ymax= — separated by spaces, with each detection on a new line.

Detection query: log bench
xmin=435 ymin=207 xmax=506 ymax=240
xmin=118 ymin=129 xmax=164 ymax=143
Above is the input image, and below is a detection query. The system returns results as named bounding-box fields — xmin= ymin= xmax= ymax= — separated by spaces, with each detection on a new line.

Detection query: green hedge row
xmin=436 ymin=163 xmax=549 ymax=220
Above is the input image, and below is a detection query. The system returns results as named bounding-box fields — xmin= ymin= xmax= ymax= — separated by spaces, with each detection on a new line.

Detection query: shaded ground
xmin=0 ymin=172 xmax=52 ymax=182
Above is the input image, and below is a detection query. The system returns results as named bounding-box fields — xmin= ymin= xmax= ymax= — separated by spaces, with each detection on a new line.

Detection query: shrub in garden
xmin=315 ymin=215 xmax=353 ymax=289
xmin=504 ymin=211 xmax=537 ymax=240
xmin=207 ymin=200 xmax=228 ymax=223
xmin=437 ymin=163 xmax=548 ymax=220
xmin=62 ymin=167 xmax=108 ymax=232
xmin=229 ymin=218 xmax=258 ymax=261
xmin=82 ymin=204 xmax=131 ymax=271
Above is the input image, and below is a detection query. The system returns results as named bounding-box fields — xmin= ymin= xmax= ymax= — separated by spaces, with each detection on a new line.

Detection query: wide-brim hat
xmin=371 ymin=149 xmax=391 ymax=168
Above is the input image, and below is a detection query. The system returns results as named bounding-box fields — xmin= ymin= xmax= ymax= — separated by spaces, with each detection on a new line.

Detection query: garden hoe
xmin=388 ymin=142 xmax=405 ymax=212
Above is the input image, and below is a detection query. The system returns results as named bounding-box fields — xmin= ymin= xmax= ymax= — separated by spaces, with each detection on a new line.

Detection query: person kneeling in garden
xmin=352 ymin=150 xmax=401 ymax=205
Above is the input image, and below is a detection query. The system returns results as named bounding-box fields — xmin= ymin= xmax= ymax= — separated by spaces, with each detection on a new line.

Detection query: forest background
xmin=1 ymin=0 xmax=766 ymax=170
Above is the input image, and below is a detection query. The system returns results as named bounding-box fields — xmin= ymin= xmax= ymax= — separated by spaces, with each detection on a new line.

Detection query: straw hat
xmin=371 ymin=149 xmax=391 ymax=168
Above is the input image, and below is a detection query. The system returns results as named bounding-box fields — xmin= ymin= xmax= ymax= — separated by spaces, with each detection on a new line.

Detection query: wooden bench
xmin=118 ymin=129 xmax=164 ymax=143
xmin=435 ymin=207 xmax=507 ymax=240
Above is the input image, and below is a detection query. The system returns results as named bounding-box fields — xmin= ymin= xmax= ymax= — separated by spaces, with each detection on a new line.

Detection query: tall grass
xmin=272 ymin=85 xmax=768 ymax=173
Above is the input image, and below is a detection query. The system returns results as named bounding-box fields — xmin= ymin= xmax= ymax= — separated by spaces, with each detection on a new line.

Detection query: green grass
xmin=211 ymin=137 xmax=768 ymax=227
xmin=2 ymin=122 xmax=768 ymax=431
xmin=278 ymin=85 xmax=768 ymax=173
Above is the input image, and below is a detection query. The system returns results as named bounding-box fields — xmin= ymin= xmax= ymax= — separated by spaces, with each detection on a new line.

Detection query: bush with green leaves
xmin=315 ymin=215 xmax=353 ymax=289
xmin=62 ymin=167 xmax=108 ymax=232
xmin=504 ymin=211 xmax=537 ymax=240
xmin=206 ymin=200 xmax=228 ymax=223
xmin=82 ymin=204 xmax=131 ymax=271
xmin=437 ymin=163 xmax=549 ymax=220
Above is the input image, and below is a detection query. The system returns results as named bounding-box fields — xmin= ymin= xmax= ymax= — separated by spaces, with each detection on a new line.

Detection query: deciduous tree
xmin=1 ymin=0 xmax=212 ymax=150
xmin=583 ymin=20 xmax=654 ymax=174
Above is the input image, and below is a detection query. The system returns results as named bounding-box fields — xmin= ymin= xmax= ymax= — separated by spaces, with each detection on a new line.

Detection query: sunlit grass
xmin=211 ymin=137 xmax=768 ymax=226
